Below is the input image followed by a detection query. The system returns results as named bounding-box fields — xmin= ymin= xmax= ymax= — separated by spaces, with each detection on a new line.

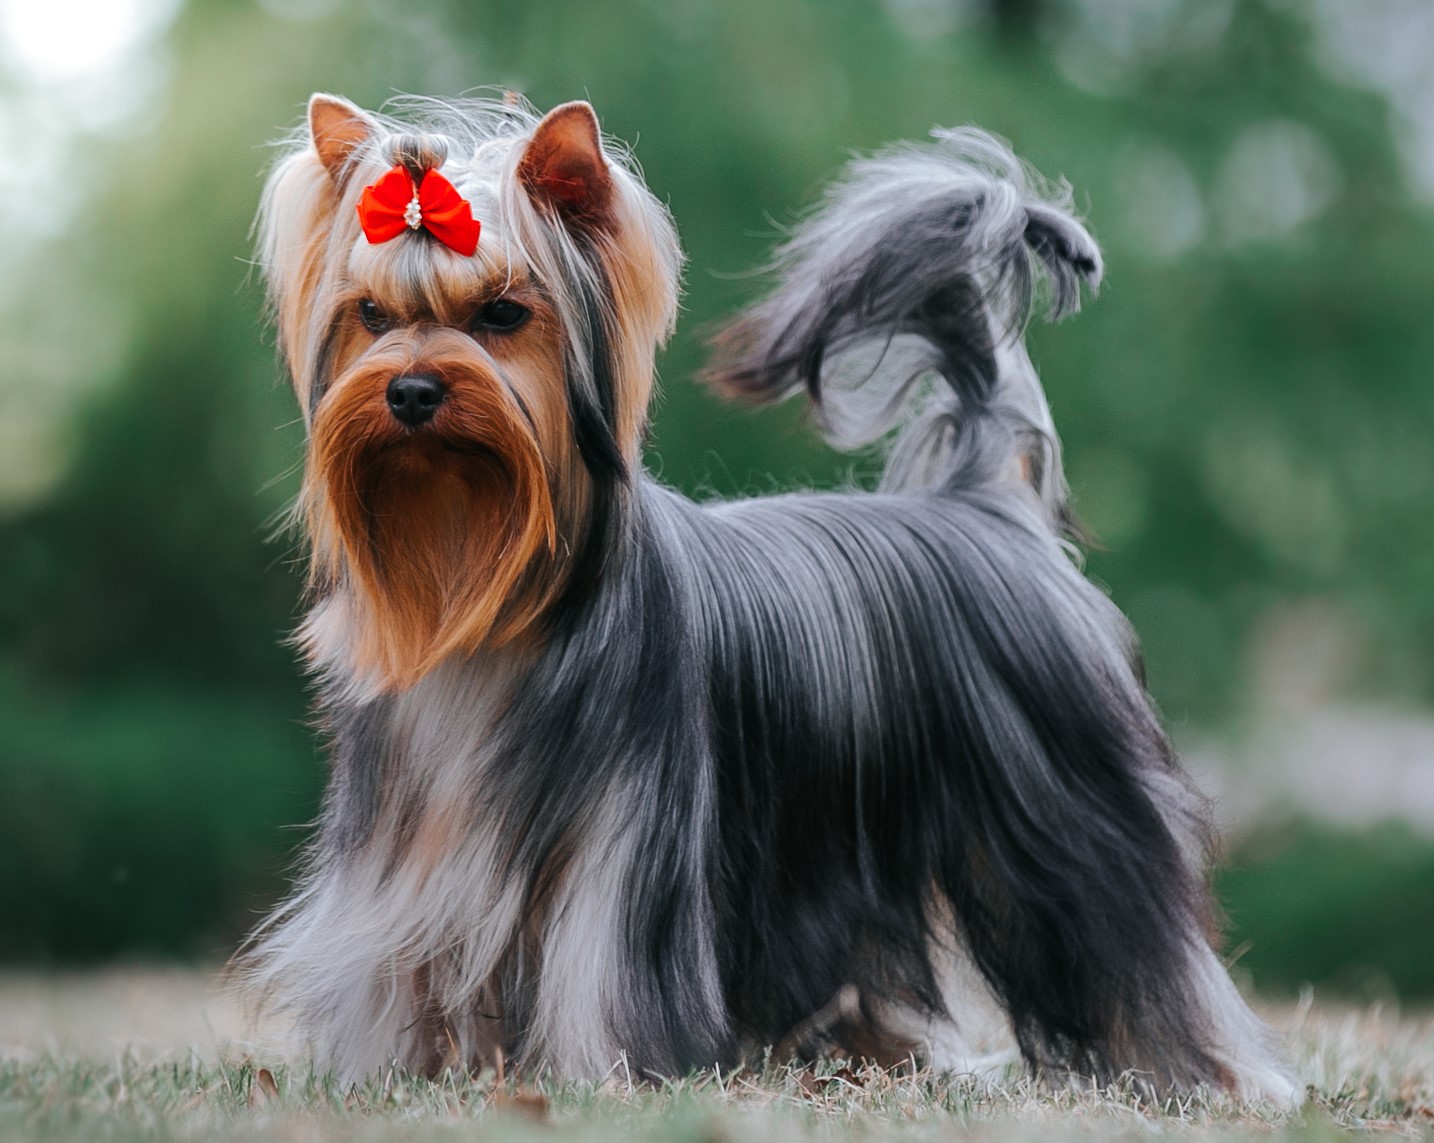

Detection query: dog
xmin=241 ymin=91 xmax=1298 ymax=1101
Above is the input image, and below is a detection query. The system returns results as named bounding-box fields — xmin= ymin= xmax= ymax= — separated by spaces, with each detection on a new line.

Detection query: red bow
xmin=356 ymin=165 xmax=482 ymax=256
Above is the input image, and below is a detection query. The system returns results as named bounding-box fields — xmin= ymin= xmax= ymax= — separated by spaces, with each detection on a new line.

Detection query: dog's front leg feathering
xmin=239 ymin=90 xmax=1299 ymax=1103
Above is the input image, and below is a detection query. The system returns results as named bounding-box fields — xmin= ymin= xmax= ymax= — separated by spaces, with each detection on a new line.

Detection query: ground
xmin=1 ymin=969 xmax=1431 ymax=1141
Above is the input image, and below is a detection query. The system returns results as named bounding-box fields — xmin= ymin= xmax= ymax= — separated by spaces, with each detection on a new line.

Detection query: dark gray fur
xmin=325 ymin=695 xmax=393 ymax=853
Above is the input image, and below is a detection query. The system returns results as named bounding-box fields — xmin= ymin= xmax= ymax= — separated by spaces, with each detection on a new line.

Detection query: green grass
xmin=3 ymin=1006 xmax=1432 ymax=1142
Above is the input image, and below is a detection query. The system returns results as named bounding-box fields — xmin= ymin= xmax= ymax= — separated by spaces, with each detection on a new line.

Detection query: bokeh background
xmin=1 ymin=0 xmax=1432 ymax=1004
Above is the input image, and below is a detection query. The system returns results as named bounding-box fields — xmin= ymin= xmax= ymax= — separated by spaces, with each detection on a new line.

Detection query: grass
xmin=2 ymin=1001 xmax=1433 ymax=1141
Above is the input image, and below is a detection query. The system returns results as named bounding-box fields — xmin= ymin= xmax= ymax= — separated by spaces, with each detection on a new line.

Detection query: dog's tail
xmin=702 ymin=127 xmax=1099 ymax=537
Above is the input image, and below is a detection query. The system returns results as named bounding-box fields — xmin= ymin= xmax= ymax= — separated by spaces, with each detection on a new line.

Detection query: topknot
xmin=384 ymin=132 xmax=451 ymax=182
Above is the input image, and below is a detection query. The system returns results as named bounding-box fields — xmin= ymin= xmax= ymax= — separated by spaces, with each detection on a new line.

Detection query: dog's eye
xmin=358 ymin=299 xmax=391 ymax=334
xmin=472 ymin=299 xmax=531 ymax=333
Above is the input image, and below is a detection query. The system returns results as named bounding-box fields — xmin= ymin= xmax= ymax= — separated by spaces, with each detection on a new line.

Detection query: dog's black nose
xmin=386 ymin=374 xmax=445 ymax=427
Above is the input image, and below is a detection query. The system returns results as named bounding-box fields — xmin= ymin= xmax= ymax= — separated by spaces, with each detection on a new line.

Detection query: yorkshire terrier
xmin=242 ymin=92 xmax=1297 ymax=1101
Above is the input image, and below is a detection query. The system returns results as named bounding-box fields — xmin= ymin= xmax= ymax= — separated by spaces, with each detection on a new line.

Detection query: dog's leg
xmin=1179 ymin=940 xmax=1303 ymax=1104
xmin=524 ymin=802 xmax=637 ymax=1079
xmin=1135 ymin=771 xmax=1303 ymax=1105
xmin=523 ymin=780 xmax=731 ymax=1080
xmin=867 ymin=935 xmax=1019 ymax=1079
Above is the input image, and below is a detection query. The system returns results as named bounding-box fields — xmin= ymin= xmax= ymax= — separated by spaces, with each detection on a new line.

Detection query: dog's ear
xmin=518 ymin=101 xmax=614 ymax=227
xmin=309 ymin=93 xmax=375 ymax=185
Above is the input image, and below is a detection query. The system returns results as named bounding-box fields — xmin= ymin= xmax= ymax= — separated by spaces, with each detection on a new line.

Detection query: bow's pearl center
xmin=403 ymin=191 xmax=423 ymax=230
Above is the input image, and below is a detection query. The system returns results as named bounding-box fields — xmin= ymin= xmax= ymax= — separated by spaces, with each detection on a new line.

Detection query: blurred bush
xmin=1220 ymin=822 xmax=1434 ymax=1002
xmin=1 ymin=0 xmax=1431 ymax=993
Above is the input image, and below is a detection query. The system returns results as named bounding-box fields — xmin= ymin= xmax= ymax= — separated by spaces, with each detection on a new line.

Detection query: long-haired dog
xmin=243 ymin=92 xmax=1297 ymax=1101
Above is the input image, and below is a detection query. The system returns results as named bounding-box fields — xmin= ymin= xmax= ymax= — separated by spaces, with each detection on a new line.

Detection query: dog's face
xmin=258 ymin=96 xmax=681 ymax=689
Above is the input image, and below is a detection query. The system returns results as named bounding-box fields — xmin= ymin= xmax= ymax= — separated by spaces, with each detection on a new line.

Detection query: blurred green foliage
xmin=1 ymin=0 xmax=1432 ymax=994
xmin=1220 ymin=822 xmax=1434 ymax=1002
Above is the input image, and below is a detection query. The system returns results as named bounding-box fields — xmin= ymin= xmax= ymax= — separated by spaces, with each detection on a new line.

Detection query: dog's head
xmin=257 ymin=94 xmax=680 ymax=690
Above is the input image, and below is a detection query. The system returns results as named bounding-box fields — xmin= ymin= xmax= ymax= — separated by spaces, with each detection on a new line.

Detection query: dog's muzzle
xmin=386 ymin=373 xmax=446 ymax=427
